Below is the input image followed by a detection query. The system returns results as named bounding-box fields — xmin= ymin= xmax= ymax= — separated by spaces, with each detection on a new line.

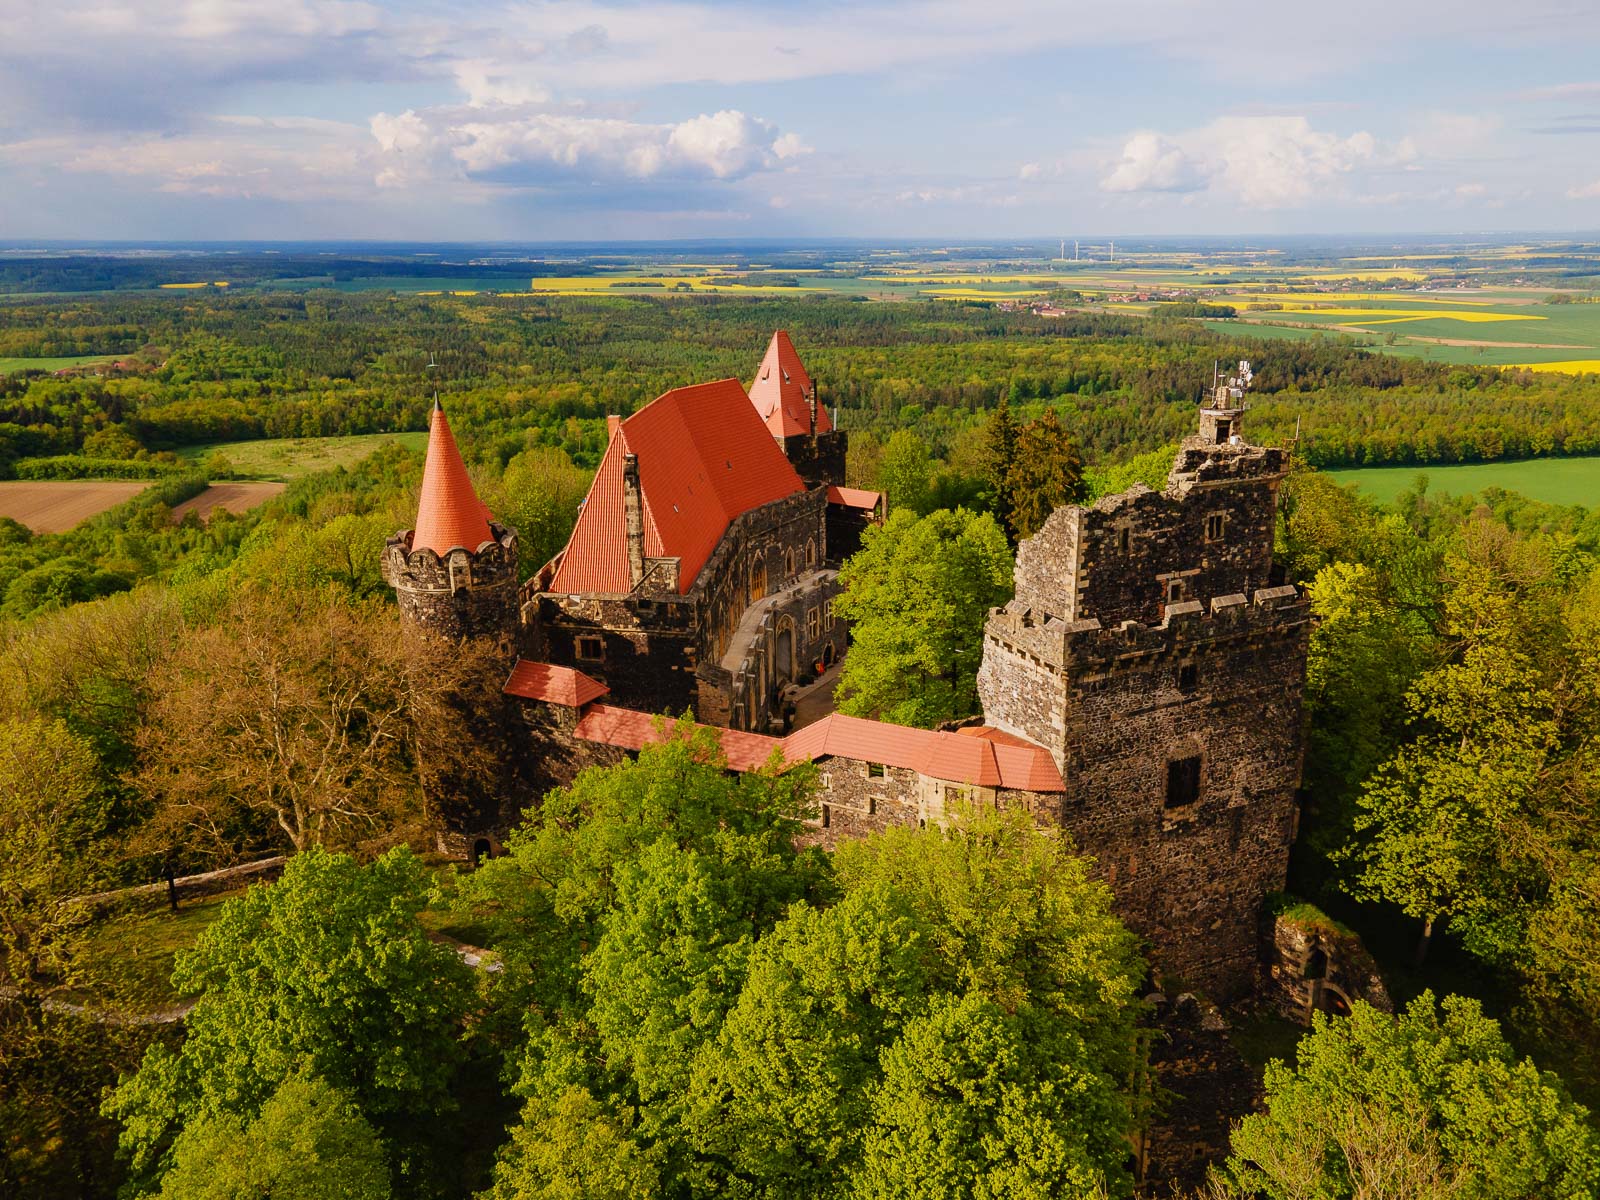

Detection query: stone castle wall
xmin=781 ymin=429 xmax=847 ymax=490
xmin=534 ymin=488 xmax=837 ymax=726
xmin=382 ymin=522 xmax=520 ymax=643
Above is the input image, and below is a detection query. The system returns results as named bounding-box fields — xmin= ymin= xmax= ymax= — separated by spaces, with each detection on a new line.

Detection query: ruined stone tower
xmin=383 ymin=399 xmax=519 ymax=644
xmin=976 ymin=384 xmax=1309 ymax=999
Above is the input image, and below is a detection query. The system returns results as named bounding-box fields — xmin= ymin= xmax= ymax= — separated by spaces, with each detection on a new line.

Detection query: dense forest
xmin=6 ymin=290 xmax=1600 ymax=478
xmin=3 ymin=288 xmax=1600 ymax=1199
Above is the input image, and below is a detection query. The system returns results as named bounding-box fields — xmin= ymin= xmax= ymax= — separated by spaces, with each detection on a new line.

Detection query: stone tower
xmin=383 ymin=399 xmax=519 ymax=644
xmin=975 ymin=389 xmax=1310 ymax=1000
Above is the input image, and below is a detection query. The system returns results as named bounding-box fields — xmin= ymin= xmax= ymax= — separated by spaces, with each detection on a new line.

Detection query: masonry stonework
xmin=977 ymin=394 xmax=1308 ymax=1000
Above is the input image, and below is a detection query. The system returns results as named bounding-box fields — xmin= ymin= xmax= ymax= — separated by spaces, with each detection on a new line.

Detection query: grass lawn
xmin=0 ymin=354 xmax=117 ymax=374
xmin=1330 ymin=456 xmax=1600 ymax=507
xmin=175 ymin=431 xmax=429 ymax=481
xmin=61 ymin=891 xmax=243 ymax=1014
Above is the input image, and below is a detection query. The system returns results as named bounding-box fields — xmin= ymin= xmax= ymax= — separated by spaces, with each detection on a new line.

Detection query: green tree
xmin=834 ymin=508 xmax=1012 ymax=727
xmin=981 ymin=394 xmax=1018 ymax=535
xmin=154 ymin=1075 xmax=390 ymax=1200
xmin=486 ymin=1087 xmax=661 ymax=1200
xmin=105 ymin=847 xmax=475 ymax=1188
xmin=486 ymin=445 xmax=592 ymax=581
xmin=1005 ymin=409 xmax=1086 ymax=540
xmin=0 ymin=716 xmax=107 ymax=989
xmin=879 ymin=429 xmax=934 ymax=518
xmin=853 ymin=993 xmax=1123 ymax=1200
xmin=1217 ymin=994 xmax=1600 ymax=1200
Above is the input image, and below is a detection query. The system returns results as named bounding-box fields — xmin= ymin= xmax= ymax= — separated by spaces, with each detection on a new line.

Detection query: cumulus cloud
xmin=369 ymin=104 xmax=799 ymax=189
xmin=1100 ymin=117 xmax=1414 ymax=208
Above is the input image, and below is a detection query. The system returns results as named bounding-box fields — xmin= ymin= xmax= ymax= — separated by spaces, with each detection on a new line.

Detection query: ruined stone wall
xmin=781 ymin=429 xmax=847 ymax=490
xmin=383 ymin=522 xmax=520 ymax=644
xmin=980 ymin=595 xmax=1309 ymax=999
xmin=1011 ymin=441 xmax=1287 ymax=629
xmin=1262 ymin=910 xmax=1393 ymax=1023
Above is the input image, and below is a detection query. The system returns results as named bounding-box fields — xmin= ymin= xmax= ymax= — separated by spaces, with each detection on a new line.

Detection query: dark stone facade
xmin=382 ymin=521 xmax=520 ymax=645
xmin=976 ymin=415 xmax=1309 ymax=1001
xmin=1261 ymin=910 xmax=1393 ymax=1023
xmin=780 ymin=428 xmax=847 ymax=490
xmin=528 ymin=487 xmax=847 ymax=731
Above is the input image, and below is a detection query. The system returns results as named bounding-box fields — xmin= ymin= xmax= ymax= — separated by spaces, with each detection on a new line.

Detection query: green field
xmin=0 ymin=354 xmax=116 ymax=374
xmin=175 ymin=431 xmax=429 ymax=480
xmin=1331 ymin=456 xmax=1600 ymax=507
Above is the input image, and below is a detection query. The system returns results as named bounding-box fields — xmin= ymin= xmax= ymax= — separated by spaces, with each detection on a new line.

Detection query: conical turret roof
xmin=412 ymin=400 xmax=494 ymax=556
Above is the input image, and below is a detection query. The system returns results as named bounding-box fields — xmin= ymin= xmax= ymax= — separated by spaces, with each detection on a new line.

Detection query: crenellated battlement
xmin=384 ymin=521 xmax=520 ymax=643
xmin=984 ymin=583 xmax=1306 ymax=671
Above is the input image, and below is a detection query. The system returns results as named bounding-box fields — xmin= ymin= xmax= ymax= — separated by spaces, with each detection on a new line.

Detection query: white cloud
xmin=1100 ymin=117 xmax=1414 ymax=208
xmin=1568 ymin=179 xmax=1600 ymax=199
xmin=1101 ymin=132 xmax=1206 ymax=194
xmin=369 ymin=104 xmax=798 ymax=188
xmin=1018 ymin=161 xmax=1041 ymax=181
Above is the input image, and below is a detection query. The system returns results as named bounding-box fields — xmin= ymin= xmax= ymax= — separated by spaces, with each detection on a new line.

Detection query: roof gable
xmin=503 ymin=660 xmax=609 ymax=707
xmin=548 ymin=378 xmax=805 ymax=595
xmin=749 ymin=331 xmax=830 ymax=438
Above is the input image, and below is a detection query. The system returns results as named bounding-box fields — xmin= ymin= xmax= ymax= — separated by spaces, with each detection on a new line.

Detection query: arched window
xmin=806 ymin=539 xmax=816 ymax=568
xmin=750 ymin=561 xmax=767 ymax=601
xmin=784 ymin=548 xmax=796 ymax=578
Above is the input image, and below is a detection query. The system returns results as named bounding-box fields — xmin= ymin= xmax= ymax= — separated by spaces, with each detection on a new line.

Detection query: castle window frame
xmin=866 ymin=762 xmax=887 ymax=779
xmin=823 ymin=599 xmax=835 ymax=630
xmin=1119 ymin=527 xmax=1131 ymax=554
xmin=576 ymin=635 xmax=604 ymax=662
xmin=806 ymin=606 xmax=821 ymax=640
xmin=1166 ymin=578 xmax=1186 ymax=604
xmin=821 ymin=803 xmax=831 ymax=829
xmin=806 ymin=539 xmax=817 ymax=568
xmin=1178 ymin=662 xmax=1198 ymax=693
xmin=1165 ymin=754 xmax=1202 ymax=809
xmin=785 ymin=548 xmax=796 ymax=578
xmin=1205 ymin=513 xmax=1225 ymax=542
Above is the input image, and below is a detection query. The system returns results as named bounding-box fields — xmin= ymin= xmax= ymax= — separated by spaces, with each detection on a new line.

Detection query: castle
xmin=382 ymin=338 xmax=1309 ymax=1000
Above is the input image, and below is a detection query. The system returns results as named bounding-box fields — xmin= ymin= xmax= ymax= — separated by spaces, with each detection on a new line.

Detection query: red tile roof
xmin=574 ymin=704 xmax=786 ymax=772
xmin=411 ymin=401 xmax=495 ymax=556
xmin=548 ymin=378 xmax=805 ymax=595
xmin=826 ymin=486 xmax=882 ymax=510
xmin=782 ymin=713 xmax=1064 ymax=792
xmin=749 ymin=331 xmax=831 ymax=438
xmin=503 ymin=660 xmax=609 ymax=707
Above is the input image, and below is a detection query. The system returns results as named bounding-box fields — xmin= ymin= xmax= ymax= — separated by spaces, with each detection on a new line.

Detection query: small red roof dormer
xmin=749 ymin=330 xmax=831 ymax=438
xmin=412 ymin=399 xmax=494 ymax=556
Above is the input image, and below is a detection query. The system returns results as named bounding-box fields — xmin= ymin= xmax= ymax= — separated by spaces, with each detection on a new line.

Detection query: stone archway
xmin=471 ymin=837 xmax=492 ymax=867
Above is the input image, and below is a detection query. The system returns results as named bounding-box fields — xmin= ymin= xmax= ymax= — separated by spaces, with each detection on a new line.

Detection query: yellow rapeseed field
xmin=1505 ymin=360 xmax=1600 ymax=374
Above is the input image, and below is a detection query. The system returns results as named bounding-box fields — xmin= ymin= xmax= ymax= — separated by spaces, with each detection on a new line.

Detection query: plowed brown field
xmin=0 ymin=481 xmax=150 ymax=533
xmin=170 ymin=482 xmax=285 ymax=522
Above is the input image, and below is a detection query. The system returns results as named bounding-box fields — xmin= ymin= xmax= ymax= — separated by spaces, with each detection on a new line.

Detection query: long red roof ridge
xmin=411 ymin=400 xmax=495 ymax=556
xmin=548 ymin=377 xmax=804 ymax=595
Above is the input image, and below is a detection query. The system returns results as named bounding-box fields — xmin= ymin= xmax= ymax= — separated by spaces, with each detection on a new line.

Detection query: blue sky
xmin=5 ymin=0 xmax=1600 ymax=240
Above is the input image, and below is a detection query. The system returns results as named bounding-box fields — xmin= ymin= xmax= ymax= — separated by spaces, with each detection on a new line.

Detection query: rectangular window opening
xmin=576 ymin=635 xmax=604 ymax=662
xmin=1205 ymin=513 xmax=1225 ymax=542
xmin=1119 ymin=527 xmax=1131 ymax=553
xmin=1165 ymin=755 xmax=1202 ymax=809
xmin=1178 ymin=663 xmax=1198 ymax=693
xmin=867 ymin=762 xmax=887 ymax=779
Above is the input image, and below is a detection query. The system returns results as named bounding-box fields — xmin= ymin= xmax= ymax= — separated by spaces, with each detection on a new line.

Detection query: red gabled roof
xmin=548 ymin=378 xmax=806 ymax=595
xmin=782 ymin=713 xmax=1064 ymax=792
xmin=749 ymin=331 xmax=831 ymax=438
xmin=826 ymin=486 xmax=881 ymax=510
xmin=503 ymin=660 xmax=609 ymax=707
xmin=573 ymin=704 xmax=785 ymax=772
xmin=412 ymin=401 xmax=495 ymax=556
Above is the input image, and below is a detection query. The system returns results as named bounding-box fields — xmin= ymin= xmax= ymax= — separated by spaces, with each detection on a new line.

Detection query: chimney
xmin=622 ymin=452 xmax=645 ymax=588
xmin=806 ymin=387 xmax=818 ymax=435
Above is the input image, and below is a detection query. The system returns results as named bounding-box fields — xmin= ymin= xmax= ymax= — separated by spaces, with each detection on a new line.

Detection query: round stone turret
xmin=383 ymin=399 xmax=520 ymax=643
